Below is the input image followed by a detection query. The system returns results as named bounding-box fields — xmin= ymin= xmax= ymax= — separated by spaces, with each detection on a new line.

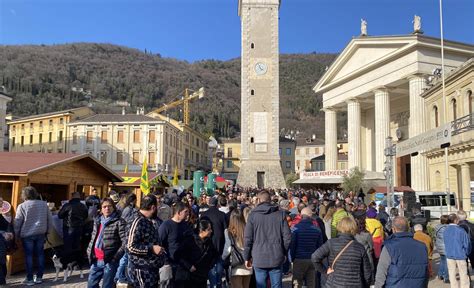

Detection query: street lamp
xmin=384 ymin=137 xmax=396 ymax=211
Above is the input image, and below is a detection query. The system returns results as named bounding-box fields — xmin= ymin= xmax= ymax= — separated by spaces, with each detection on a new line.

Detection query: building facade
xmin=314 ymin=33 xmax=474 ymax=191
xmin=311 ymin=153 xmax=349 ymax=171
xmin=67 ymin=114 xmax=183 ymax=177
xmin=423 ymin=58 xmax=474 ymax=211
xmin=0 ymin=91 xmax=12 ymax=151
xmin=8 ymin=107 xmax=93 ymax=153
xmin=295 ymin=138 xmax=325 ymax=173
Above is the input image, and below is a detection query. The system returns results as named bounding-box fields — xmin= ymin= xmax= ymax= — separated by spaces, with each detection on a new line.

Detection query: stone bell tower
xmin=236 ymin=0 xmax=286 ymax=189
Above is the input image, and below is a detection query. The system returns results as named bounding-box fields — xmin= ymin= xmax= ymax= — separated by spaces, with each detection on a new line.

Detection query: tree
xmin=285 ymin=172 xmax=299 ymax=188
xmin=341 ymin=167 xmax=365 ymax=196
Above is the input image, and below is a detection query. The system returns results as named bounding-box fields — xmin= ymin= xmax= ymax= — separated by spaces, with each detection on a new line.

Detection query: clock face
xmin=254 ymin=62 xmax=268 ymax=75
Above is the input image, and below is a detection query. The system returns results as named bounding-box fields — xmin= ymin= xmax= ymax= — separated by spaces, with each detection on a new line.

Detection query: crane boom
xmin=149 ymin=87 xmax=204 ymax=125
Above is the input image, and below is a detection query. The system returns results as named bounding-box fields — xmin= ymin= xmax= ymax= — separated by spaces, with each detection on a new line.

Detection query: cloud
xmin=10 ymin=9 xmax=16 ymax=16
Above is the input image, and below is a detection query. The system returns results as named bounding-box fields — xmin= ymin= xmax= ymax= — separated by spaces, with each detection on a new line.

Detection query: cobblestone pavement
xmin=6 ymin=256 xmax=471 ymax=287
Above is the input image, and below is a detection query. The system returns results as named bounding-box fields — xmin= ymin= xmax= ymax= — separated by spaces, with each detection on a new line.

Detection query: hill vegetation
xmin=0 ymin=43 xmax=338 ymax=139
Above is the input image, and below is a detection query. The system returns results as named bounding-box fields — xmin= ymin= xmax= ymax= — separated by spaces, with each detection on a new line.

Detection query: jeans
xmin=208 ymin=258 xmax=224 ymax=288
xmin=115 ymin=252 xmax=129 ymax=283
xmin=22 ymin=234 xmax=45 ymax=281
xmin=63 ymin=226 xmax=83 ymax=256
xmin=254 ymin=267 xmax=282 ymax=288
xmin=87 ymin=260 xmax=118 ymax=288
xmin=438 ymin=254 xmax=449 ymax=280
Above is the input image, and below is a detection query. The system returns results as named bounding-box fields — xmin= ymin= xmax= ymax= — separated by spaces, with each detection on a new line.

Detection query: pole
xmin=439 ymin=0 xmax=451 ymax=212
xmin=385 ymin=137 xmax=394 ymax=211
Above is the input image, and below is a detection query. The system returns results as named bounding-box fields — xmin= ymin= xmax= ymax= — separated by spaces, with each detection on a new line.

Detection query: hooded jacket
xmin=243 ymin=202 xmax=291 ymax=268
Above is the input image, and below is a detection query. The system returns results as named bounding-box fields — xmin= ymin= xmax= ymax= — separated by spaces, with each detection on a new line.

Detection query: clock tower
xmin=236 ymin=0 xmax=286 ymax=189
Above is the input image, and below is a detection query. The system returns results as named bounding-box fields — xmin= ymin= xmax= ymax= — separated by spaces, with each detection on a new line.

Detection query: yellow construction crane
xmin=150 ymin=87 xmax=205 ymax=125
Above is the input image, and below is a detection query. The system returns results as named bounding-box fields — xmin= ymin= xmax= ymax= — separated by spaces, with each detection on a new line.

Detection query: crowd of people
xmin=1 ymin=185 xmax=474 ymax=288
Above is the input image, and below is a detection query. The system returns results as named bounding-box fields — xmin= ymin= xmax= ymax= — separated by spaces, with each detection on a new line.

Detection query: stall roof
xmin=0 ymin=152 xmax=122 ymax=182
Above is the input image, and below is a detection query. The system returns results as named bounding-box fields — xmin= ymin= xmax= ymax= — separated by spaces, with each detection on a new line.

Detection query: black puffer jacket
xmin=243 ymin=202 xmax=291 ymax=268
xmin=87 ymin=213 xmax=126 ymax=264
xmin=312 ymin=233 xmax=372 ymax=288
xmin=58 ymin=198 xmax=88 ymax=229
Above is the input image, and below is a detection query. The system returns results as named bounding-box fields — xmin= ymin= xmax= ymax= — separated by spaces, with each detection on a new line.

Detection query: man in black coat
xmin=244 ymin=191 xmax=291 ymax=288
xmin=58 ymin=192 xmax=88 ymax=256
xmin=201 ymin=196 xmax=227 ymax=288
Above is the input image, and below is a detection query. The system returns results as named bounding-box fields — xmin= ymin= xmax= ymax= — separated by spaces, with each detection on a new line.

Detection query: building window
xmin=228 ymin=148 xmax=233 ymax=157
xmin=21 ymin=136 xmax=24 ymax=147
xmin=315 ymin=147 xmax=320 ymax=154
xmin=12 ymin=137 xmax=15 ymax=147
xmin=117 ymin=130 xmax=124 ymax=143
xmin=59 ymin=118 xmax=64 ymax=125
xmin=279 ymin=148 xmax=282 ymax=156
xmin=86 ymin=131 xmax=93 ymax=143
xmin=39 ymin=133 xmax=42 ymax=145
xmin=433 ymin=105 xmax=439 ymax=128
xmin=49 ymin=119 xmax=53 ymax=126
xmin=305 ymin=160 xmax=310 ymax=169
xmin=101 ymin=131 xmax=107 ymax=144
xmin=251 ymin=43 xmax=254 ymax=49
xmin=72 ymin=132 xmax=77 ymax=144
xmin=227 ymin=160 xmax=233 ymax=168
xmin=12 ymin=125 xmax=15 ymax=132
xmin=185 ymin=149 xmax=189 ymax=160
xmin=30 ymin=123 xmax=33 ymax=129
xmin=451 ymin=98 xmax=457 ymax=120
xmin=21 ymin=124 xmax=25 ymax=130
xmin=196 ymin=138 xmax=199 ymax=147
xmin=149 ymin=152 xmax=155 ymax=164
xmin=100 ymin=151 xmax=107 ymax=163
xmin=132 ymin=152 xmax=140 ymax=164
xmin=251 ymin=89 xmax=255 ymax=96
xmin=468 ymin=90 xmax=473 ymax=114
xmin=49 ymin=132 xmax=52 ymax=143
xmin=39 ymin=121 xmax=43 ymax=128
xmin=133 ymin=130 xmax=140 ymax=143
xmin=185 ymin=132 xmax=190 ymax=143
xmin=58 ymin=130 xmax=63 ymax=142
xmin=29 ymin=134 xmax=33 ymax=145
xmin=149 ymin=130 xmax=156 ymax=143
xmin=165 ymin=132 xmax=168 ymax=145
xmin=286 ymin=148 xmax=291 ymax=155
xmin=285 ymin=161 xmax=291 ymax=168
xmin=196 ymin=153 xmax=200 ymax=163
xmin=116 ymin=152 xmax=124 ymax=165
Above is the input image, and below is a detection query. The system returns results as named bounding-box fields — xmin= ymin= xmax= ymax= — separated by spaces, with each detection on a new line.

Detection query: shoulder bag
xmin=327 ymin=240 xmax=354 ymax=277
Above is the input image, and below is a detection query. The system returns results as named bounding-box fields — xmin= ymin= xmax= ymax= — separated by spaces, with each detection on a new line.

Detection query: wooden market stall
xmin=0 ymin=152 xmax=122 ymax=274
xmin=113 ymin=172 xmax=170 ymax=206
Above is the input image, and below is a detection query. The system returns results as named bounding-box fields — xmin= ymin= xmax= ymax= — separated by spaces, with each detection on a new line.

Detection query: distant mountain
xmin=0 ymin=43 xmax=338 ymax=139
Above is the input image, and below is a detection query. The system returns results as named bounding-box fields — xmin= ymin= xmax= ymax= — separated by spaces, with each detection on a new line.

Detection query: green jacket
xmin=331 ymin=208 xmax=350 ymax=238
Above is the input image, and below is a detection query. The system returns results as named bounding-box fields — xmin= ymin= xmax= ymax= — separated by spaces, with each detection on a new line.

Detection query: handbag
xmin=229 ymin=234 xmax=245 ymax=268
xmin=326 ymin=240 xmax=353 ymax=277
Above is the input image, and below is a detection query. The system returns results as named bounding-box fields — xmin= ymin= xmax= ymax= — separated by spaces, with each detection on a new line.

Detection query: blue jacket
xmin=384 ymin=232 xmax=428 ymax=288
xmin=289 ymin=218 xmax=323 ymax=260
xmin=444 ymin=224 xmax=471 ymax=260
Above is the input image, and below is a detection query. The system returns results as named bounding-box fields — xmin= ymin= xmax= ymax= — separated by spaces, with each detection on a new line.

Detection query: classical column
xmin=461 ymin=164 xmax=471 ymax=212
xmin=347 ymin=99 xmax=361 ymax=169
xmin=324 ymin=108 xmax=337 ymax=170
xmin=408 ymin=76 xmax=428 ymax=191
xmin=374 ymin=88 xmax=390 ymax=172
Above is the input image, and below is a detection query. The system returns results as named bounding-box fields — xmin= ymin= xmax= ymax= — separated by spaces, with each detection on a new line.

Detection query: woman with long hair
xmin=222 ymin=209 xmax=252 ymax=288
xmin=323 ymin=206 xmax=336 ymax=240
xmin=353 ymin=211 xmax=374 ymax=283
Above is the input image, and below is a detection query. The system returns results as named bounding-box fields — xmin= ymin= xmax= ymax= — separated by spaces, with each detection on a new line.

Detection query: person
xmin=85 ymin=188 xmax=101 ymax=216
xmin=366 ymin=208 xmax=384 ymax=261
xmin=222 ymin=209 xmax=252 ymax=288
xmin=374 ymin=217 xmax=428 ymax=288
xmin=456 ymin=210 xmax=474 ymax=271
xmin=311 ymin=217 xmax=372 ymax=288
xmin=87 ymin=198 xmax=126 ymax=288
xmin=323 ymin=206 xmax=336 ymax=240
xmin=413 ymin=224 xmax=433 ymax=277
xmin=190 ymin=219 xmax=218 ymax=288
xmin=14 ymin=186 xmax=53 ymax=286
xmin=115 ymin=193 xmax=139 ymax=285
xmin=434 ymin=215 xmax=449 ymax=283
xmin=331 ymin=201 xmax=350 ymax=238
xmin=156 ymin=193 xmax=173 ymax=222
xmin=127 ymin=194 xmax=166 ymax=288
xmin=353 ymin=210 xmax=374 ymax=281
xmin=319 ymin=199 xmax=329 ymax=219
xmin=290 ymin=207 xmax=324 ymax=288
xmin=376 ymin=205 xmax=389 ymax=227
xmin=410 ymin=206 xmax=428 ymax=231
xmin=201 ymin=196 xmax=227 ymax=288
xmin=444 ymin=213 xmax=471 ymax=288
xmin=58 ymin=191 xmax=88 ymax=256
xmin=243 ymin=191 xmax=291 ymax=288
xmin=158 ymin=201 xmax=195 ymax=288
xmin=0 ymin=198 xmax=13 ymax=286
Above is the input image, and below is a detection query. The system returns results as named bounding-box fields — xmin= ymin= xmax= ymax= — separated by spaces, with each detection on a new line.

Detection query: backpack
xmin=229 ymin=234 xmax=245 ymax=268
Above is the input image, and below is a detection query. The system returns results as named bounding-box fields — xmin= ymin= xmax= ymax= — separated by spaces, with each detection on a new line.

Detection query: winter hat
xmin=366 ymin=208 xmax=377 ymax=218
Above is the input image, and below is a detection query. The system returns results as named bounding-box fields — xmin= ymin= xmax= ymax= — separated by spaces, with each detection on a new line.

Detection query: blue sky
xmin=1 ymin=0 xmax=473 ymax=62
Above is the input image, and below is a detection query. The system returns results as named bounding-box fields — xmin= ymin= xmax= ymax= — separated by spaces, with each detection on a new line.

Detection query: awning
xmin=370 ymin=186 xmax=415 ymax=194
xmin=293 ymin=178 xmax=343 ymax=184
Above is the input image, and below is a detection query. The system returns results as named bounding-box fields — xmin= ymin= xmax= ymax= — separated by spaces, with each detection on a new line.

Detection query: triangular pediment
xmin=314 ymin=36 xmax=418 ymax=93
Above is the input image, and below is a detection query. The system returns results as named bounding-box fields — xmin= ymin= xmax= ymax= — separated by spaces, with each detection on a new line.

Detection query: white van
xmin=389 ymin=191 xmax=456 ymax=219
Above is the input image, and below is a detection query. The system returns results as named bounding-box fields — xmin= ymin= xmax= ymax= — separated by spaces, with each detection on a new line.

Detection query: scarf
xmin=95 ymin=212 xmax=116 ymax=250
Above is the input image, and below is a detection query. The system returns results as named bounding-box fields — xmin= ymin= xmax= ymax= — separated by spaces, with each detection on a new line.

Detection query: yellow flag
xmin=124 ymin=163 xmax=128 ymax=174
xmin=172 ymin=167 xmax=179 ymax=186
xmin=140 ymin=157 xmax=150 ymax=195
